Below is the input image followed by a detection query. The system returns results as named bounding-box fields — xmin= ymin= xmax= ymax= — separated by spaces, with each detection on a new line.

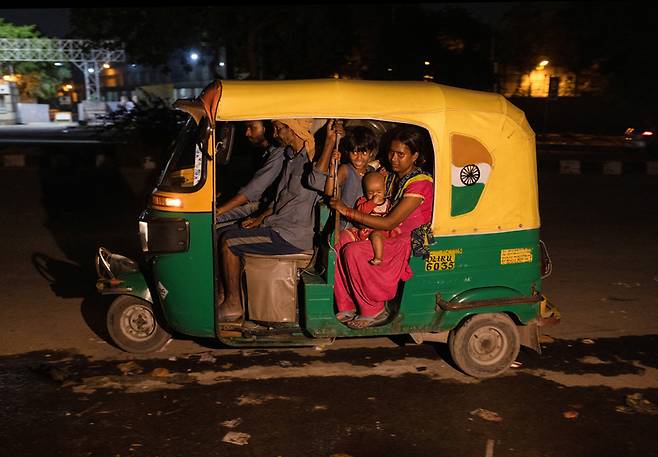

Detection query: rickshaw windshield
xmin=157 ymin=115 xmax=210 ymax=192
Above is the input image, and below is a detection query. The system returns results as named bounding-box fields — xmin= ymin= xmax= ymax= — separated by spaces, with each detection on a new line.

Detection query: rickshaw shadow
xmin=389 ymin=334 xmax=458 ymax=370
xmin=31 ymin=252 xmax=112 ymax=343
xmin=35 ymin=147 xmax=161 ymax=345
xmin=32 ymin=253 xmax=97 ymax=299
xmin=36 ymin=149 xmax=155 ymax=281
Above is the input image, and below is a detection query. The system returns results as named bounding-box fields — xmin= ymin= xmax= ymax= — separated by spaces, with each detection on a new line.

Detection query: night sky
xmin=0 ymin=8 xmax=71 ymax=38
xmin=0 ymin=4 xmax=524 ymax=39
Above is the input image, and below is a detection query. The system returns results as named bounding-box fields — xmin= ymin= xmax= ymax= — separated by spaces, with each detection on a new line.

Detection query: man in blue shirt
xmin=217 ymin=118 xmax=320 ymax=322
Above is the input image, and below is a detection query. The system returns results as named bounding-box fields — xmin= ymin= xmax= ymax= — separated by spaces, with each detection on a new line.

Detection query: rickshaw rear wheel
xmin=107 ymin=295 xmax=172 ymax=354
xmin=448 ymin=313 xmax=520 ymax=378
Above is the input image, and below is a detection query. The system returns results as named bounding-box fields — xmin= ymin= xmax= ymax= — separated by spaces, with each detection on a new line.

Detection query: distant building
xmin=0 ymin=81 xmax=18 ymax=125
xmin=498 ymin=62 xmax=607 ymax=98
xmin=98 ymin=48 xmax=225 ymax=105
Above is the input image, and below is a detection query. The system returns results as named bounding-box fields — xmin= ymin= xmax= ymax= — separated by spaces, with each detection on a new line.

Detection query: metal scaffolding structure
xmin=0 ymin=38 xmax=126 ymax=101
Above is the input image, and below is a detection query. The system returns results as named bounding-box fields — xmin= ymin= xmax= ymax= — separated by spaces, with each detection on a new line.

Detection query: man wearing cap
xmin=217 ymin=118 xmax=320 ymax=322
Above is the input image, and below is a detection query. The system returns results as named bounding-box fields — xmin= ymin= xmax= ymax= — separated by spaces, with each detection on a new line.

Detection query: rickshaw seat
xmin=241 ymin=250 xmax=316 ymax=323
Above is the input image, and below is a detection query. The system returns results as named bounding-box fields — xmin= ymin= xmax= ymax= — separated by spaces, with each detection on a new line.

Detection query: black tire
xmin=107 ymin=295 xmax=171 ymax=354
xmin=448 ymin=313 xmax=520 ymax=378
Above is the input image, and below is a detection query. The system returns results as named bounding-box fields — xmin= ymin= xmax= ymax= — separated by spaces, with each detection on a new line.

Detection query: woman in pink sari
xmin=330 ymin=125 xmax=434 ymax=329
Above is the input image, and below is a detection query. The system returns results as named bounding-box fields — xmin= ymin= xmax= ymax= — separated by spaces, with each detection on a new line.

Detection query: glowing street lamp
xmin=189 ymin=52 xmax=199 ymax=62
xmin=537 ymin=60 xmax=549 ymax=69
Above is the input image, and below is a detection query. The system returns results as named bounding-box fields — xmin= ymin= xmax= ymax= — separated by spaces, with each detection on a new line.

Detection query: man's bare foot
xmin=369 ymin=258 xmax=383 ymax=266
xmin=217 ymin=300 xmax=242 ymax=322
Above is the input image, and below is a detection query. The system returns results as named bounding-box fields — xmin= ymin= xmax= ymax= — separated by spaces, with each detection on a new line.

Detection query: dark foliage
xmin=100 ymin=91 xmax=188 ymax=164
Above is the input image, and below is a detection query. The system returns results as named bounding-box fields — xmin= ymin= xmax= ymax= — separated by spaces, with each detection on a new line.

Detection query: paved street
xmin=0 ymin=156 xmax=657 ymax=456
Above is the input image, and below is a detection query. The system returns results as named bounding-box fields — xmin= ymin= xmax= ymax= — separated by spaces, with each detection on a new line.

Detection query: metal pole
xmin=333 ymin=129 xmax=342 ymax=244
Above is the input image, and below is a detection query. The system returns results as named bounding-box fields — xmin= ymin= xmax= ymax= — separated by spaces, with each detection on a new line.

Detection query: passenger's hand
xmin=329 ymin=197 xmax=348 ymax=216
xmin=242 ymin=213 xmax=267 ymax=228
xmin=325 ymin=119 xmax=345 ymax=150
xmin=241 ymin=216 xmax=259 ymax=228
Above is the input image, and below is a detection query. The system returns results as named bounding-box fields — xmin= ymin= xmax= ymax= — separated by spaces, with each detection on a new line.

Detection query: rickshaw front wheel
xmin=107 ymin=295 xmax=172 ymax=354
xmin=448 ymin=313 xmax=520 ymax=378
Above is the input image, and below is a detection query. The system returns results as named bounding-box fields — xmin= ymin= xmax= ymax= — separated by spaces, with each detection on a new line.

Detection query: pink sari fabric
xmin=334 ymin=178 xmax=434 ymax=317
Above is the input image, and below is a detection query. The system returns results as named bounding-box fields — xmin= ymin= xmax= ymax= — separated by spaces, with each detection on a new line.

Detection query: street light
xmin=538 ymin=60 xmax=549 ymax=69
xmin=189 ymin=51 xmax=199 ymax=62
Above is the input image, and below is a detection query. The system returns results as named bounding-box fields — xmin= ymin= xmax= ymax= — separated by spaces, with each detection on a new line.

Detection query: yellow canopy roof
xmin=199 ymin=79 xmax=540 ymax=235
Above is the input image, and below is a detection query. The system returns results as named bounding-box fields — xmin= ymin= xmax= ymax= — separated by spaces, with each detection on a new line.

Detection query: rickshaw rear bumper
xmin=537 ymin=295 xmax=561 ymax=327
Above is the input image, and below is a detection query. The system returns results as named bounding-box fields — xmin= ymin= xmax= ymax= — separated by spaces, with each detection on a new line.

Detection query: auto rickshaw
xmin=95 ymin=79 xmax=559 ymax=378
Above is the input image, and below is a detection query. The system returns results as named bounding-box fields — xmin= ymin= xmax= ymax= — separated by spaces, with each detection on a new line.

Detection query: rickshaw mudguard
xmin=435 ymin=286 xmax=541 ymax=327
xmin=96 ymin=270 xmax=153 ymax=304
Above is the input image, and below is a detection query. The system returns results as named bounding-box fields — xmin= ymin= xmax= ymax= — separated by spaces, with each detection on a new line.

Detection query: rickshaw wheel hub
xmin=468 ymin=326 xmax=507 ymax=365
xmin=121 ymin=305 xmax=156 ymax=341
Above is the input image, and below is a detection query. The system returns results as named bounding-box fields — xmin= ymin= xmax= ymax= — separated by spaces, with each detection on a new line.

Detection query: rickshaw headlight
xmin=139 ymin=221 xmax=149 ymax=252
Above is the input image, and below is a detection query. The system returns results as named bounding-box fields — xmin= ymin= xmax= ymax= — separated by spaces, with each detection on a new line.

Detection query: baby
xmin=346 ymin=171 xmax=401 ymax=265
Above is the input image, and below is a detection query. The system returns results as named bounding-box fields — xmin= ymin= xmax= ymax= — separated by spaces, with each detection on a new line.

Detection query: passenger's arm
xmin=330 ymin=195 xmax=422 ymax=231
xmin=238 ymin=147 xmax=285 ymax=202
xmin=324 ymin=161 xmax=347 ymax=197
xmin=315 ymin=119 xmax=343 ymax=173
xmin=216 ymin=193 xmax=249 ymax=216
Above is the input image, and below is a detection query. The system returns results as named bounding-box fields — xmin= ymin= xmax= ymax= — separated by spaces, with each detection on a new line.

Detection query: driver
xmin=215 ymin=120 xmax=285 ymax=227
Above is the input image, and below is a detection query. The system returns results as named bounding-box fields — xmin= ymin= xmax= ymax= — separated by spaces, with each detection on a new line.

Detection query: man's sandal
xmin=346 ymin=309 xmax=389 ymax=329
xmin=336 ymin=310 xmax=357 ymax=323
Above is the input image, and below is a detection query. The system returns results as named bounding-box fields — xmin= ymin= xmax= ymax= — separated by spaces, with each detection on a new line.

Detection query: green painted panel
xmin=451 ymin=183 xmax=484 ymax=216
xmin=115 ymin=271 xmax=152 ymax=303
xmin=150 ymin=210 xmax=215 ymax=338
xmin=304 ymin=229 xmax=542 ymax=337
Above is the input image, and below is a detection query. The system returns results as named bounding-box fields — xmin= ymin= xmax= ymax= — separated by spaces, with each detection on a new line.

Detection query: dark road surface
xmin=2 ymin=336 xmax=658 ymax=457
xmin=1 ymin=141 xmax=657 ymax=456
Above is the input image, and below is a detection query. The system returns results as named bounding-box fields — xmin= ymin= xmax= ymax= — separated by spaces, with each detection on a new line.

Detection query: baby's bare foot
xmin=369 ymin=258 xmax=383 ymax=266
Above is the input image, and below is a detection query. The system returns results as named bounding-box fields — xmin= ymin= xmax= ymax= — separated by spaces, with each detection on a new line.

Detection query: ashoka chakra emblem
xmin=460 ymin=164 xmax=480 ymax=186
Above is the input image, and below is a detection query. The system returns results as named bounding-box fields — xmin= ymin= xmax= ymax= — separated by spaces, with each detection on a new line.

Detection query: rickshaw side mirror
xmin=216 ymin=123 xmax=235 ymax=165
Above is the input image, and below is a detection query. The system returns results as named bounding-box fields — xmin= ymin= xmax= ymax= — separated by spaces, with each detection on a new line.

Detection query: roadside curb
xmin=539 ymin=159 xmax=658 ymax=175
xmin=1 ymin=151 xmax=159 ymax=170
